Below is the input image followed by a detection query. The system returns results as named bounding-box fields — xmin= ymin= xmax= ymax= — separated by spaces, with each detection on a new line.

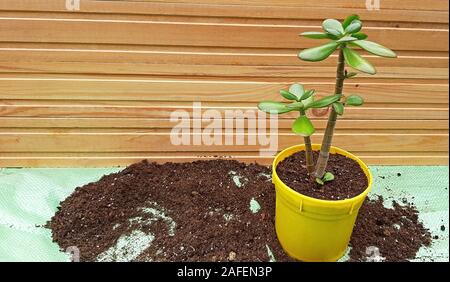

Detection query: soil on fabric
xmin=276 ymin=151 xmax=368 ymax=200
xmin=349 ymin=196 xmax=432 ymax=262
xmin=48 ymin=159 xmax=432 ymax=262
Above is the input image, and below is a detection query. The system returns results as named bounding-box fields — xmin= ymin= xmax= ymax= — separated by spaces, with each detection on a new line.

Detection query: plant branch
xmin=300 ymin=109 xmax=315 ymax=175
xmin=304 ymin=136 xmax=315 ymax=175
xmin=314 ymin=48 xmax=346 ymax=179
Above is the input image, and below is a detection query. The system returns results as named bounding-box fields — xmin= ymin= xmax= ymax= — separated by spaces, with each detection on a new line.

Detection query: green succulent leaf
xmin=289 ymin=84 xmax=305 ymax=100
xmin=345 ymin=20 xmax=362 ymax=34
xmin=342 ymin=14 xmax=360 ymax=29
xmin=315 ymin=178 xmax=324 ymax=185
xmin=337 ymin=36 xmax=359 ymax=43
xmin=299 ymin=41 xmax=339 ymax=62
xmin=300 ymin=31 xmax=333 ymax=39
xmin=302 ymin=96 xmax=314 ymax=108
xmin=345 ymin=72 xmax=358 ymax=78
xmin=346 ymin=95 xmax=364 ymax=106
xmin=316 ymin=172 xmax=335 ymax=185
xmin=258 ymin=101 xmax=292 ymax=114
xmin=343 ymin=47 xmax=376 ymax=74
xmin=280 ymin=90 xmax=297 ymax=101
xmin=323 ymin=172 xmax=335 ymax=182
xmin=352 ymin=32 xmax=368 ymax=40
xmin=351 ymin=40 xmax=397 ymax=58
xmin=332 ymin=102 xmax=345 ymax=115
xmin=286 ymin=101 xmax=305 ymax=109
xmin=292 ymin=115 xmax=315 ymax=137
xmin=301 ymin=89 xmax=315 ymax=100
xmin=322 ymin=19 xmax=344 ymax=36
xmin=325 ymin=30 xmax=341 ymax=38
xmin=306 ymin=94 xmax=341 ymax=109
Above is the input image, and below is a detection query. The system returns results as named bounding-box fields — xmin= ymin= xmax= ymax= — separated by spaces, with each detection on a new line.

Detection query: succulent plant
xmin=298 ymin=14 xmax=397 ymax=184
xmin=258 ymin=15 xmax=397 ymax=185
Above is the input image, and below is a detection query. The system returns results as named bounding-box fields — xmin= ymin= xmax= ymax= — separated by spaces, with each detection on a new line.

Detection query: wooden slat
xmin=0 ymin=152 xmax=448 ymax=167
xmin=0 ymin=13 xmax=447 ymax=34
xmin=0 ymin=61 xmax=447 ymax=80
xmin=0 ymin=18 xmax=447 ymax=51
xmin=2 ymin=127 xmax=447 ymax=135
xmin=0 ymin=77 xmax=447 ymax=104
xmin=0 ymin=11 xmax=446 ymax=29
xmin=2 ymin=151 xmax=446 ymax=158
xmin=0 ymin=0 xmax=447 ymax=25
xmin=0 ymin=100 xmax=448 ymax=120
xmin=126 ymin=0 xmax=450 ymax=11
xmin=0 ymin=132 xmax=447 ymax=152
xmin=0 ymin=117 xmax=447 ymax=130
xmin=0 ymin=0 xmax=448 ymax=15
xmin=0 ymin=46 xmax=448 ymax=68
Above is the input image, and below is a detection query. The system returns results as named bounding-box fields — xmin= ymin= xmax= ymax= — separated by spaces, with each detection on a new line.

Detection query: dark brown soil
xmin=276 ymin=151 xmax=368 ymax=200
xmin=48 ymin=159 xmax=432 ymax=262
xmin=349 ymin=196 xmax=432 ymax=262
xmin=48 ymin=159 xmax=292 ymax=262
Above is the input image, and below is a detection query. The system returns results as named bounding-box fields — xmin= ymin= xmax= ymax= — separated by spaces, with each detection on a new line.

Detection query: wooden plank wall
xmin=0 ymin=0 xmax=448 ymax=167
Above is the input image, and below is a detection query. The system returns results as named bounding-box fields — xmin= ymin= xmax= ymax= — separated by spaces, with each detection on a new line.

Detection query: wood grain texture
xmin=0 ymin=18 xmax=447 ymax=51
xmin=0 ymin=100 xmax=448 ymax=120
xmin=0 ymin=77 xmax=447 ymax=104
xmin=0 ymin=132 xmax=447 ymax=153
xmin=0 ymin=117 xmax=447 ymax=130
xmin=1 ymin=61 xmax=448 ymax=80
xmin=0 ymin=152 xmax=448 ymax=168
xmin=0 ymin=0 xmax=448 ymax=23
xmin=1 ymin=44 xmax=447 ymax=68
xmin=0 ymin=0 xmax=448 ymax=167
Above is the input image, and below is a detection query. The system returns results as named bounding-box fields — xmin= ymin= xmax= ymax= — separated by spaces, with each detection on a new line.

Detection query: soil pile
xmin=48 ymin=159 xmax=431 ymax=262
xmin=349 ymin=197 xmax=432 ymax=262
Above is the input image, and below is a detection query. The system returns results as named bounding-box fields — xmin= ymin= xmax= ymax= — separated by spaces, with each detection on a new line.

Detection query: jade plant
xmin=258 ymin=15 xmax=397 ymax=185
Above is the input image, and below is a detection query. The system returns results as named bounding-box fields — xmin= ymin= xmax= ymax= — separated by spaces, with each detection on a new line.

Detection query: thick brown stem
xmin=304 ymin=136 xmax=315 ymax=175
xmin=314 ymin=48 xmax=346 ymax=179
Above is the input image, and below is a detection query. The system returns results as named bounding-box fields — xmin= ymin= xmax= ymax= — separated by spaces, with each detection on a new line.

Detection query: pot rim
xmin=272 ymin=144 xmax=373 ymax=207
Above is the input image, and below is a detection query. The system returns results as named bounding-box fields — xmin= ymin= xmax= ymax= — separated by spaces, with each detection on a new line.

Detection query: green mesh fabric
xmin=0 ymin=166 xmax=448 ymax=262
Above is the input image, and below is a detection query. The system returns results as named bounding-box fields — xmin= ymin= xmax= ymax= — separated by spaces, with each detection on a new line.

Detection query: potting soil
xmin=0 ymin=163 xmax=448 ymax=262
xmin=276 ymin=151 xmax=368 ymax=200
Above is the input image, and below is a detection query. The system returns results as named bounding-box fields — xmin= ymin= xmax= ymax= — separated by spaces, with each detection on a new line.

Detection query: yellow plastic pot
xmin=272 ymin=144 xmax=372 ymax=262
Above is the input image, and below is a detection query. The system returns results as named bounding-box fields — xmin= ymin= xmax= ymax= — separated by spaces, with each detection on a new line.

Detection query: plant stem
xmin=304 ymin=136 xmax=315 ymax=175
xmin=314 ymin=48 xmax=346 ymax=179
xmin=300 ymin=110 xmax=315 ymax=175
